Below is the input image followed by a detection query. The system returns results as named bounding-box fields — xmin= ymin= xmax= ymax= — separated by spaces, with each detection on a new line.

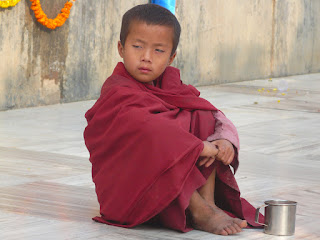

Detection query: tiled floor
xmin=1 ymin=73 xmax=320 ymax=239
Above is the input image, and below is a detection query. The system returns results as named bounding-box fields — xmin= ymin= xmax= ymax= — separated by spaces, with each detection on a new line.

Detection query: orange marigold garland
xmin=30 ymin=0 xmax=76 ymax=30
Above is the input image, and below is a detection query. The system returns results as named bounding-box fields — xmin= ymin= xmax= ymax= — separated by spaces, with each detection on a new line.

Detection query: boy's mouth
xmin=138 ymin=67 xmax=151 ymax=73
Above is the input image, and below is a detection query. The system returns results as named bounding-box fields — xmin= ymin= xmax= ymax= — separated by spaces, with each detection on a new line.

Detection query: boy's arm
xmin=206 ymin=110 xmax=240 ymax=172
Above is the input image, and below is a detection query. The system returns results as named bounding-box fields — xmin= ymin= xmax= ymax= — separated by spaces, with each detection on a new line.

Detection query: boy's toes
xmin=219 ymin=228 xmax=228 ymax=236
xmin=223 ymin=221 xmax=245 ymax=235
xmin=239 ymin=219 xmax=248 ymax=228
xmin=233 ymin=223 xmax=243 ymax=232
xmin=234 ymin=218 xmax=247 ymax=228
xmin=224 ymin=226 xmax=234 ymax=235
xmin=228 ymin=225 xmax=239 ymax=234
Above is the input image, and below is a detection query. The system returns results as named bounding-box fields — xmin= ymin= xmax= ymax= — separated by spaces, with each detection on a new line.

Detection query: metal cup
xmin=255 ymin=200 xmax=297 ymax=236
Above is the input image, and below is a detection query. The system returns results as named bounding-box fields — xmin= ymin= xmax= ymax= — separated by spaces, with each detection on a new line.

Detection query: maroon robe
xmin=84 ymin=62 xmax=262 ymax=232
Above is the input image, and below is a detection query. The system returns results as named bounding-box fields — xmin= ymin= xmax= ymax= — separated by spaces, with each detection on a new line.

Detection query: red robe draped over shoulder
xmin=84 ymin=62 xmax=262 ymax=232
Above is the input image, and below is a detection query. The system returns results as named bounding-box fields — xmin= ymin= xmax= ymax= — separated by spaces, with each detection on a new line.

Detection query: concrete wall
xmin=175 ymin=0 xmax=320 ymax=85
xmin=0 ymin=0 xmax=319 ymax=110
xmin=0 ymin=0 xmax=147 ymax=110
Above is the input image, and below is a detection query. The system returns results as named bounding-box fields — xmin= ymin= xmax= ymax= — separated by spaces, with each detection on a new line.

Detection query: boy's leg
xmin=188 ymin=168 xmax=247 ymax=235
xmin=198 ymin=167 xmax=216 ymax=204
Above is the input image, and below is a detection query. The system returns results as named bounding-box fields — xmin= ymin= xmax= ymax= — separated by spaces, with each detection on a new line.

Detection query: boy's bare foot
xmin=191 ymin=203 xmax=247 ymax=235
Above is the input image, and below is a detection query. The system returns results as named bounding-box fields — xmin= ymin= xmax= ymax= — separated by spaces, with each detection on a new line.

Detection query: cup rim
xmin=264 ymin=200 xmax=297 ymax=206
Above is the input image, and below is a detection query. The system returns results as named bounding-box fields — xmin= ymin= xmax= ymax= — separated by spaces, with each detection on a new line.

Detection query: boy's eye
xmin=132 ymin=45 xmax=142 ymax=49
xmin=155 ymin=49 xmax=165 ymax=53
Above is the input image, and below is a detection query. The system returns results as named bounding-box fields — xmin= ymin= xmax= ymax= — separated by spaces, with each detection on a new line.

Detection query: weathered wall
xmin=175 ymin=0 xmax=320 ymax=85
xmin=0 ymin=0 xmax=319 ymax=110
xmin=0 ymin=0 xmax=146 ymax=110
xmin=272 ymin=0 xmax=320 ymax=76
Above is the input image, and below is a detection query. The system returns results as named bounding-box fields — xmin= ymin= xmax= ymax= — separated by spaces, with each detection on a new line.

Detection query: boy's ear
xmin=118 ymin=41 xmax=124 ymax=58
xmin=168 ymin=52 xmax=177 ymax=66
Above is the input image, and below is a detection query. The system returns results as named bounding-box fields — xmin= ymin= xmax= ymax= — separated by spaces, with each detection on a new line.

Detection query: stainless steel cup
xmin=255 ymin=200 xmax=297 ymax=236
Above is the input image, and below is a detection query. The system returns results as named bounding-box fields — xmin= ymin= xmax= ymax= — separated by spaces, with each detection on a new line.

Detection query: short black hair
xmin=120 ymin=4 xmax=181 ymax=56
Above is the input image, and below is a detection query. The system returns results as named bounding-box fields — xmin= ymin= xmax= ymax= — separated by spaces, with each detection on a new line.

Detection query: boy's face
xmin=118 ymin=21 xmax=176 ymax=84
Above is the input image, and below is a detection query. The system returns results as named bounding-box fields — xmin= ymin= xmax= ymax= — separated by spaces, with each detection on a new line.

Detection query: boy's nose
xmin=141 ymin=49 xmax=152 ymax=62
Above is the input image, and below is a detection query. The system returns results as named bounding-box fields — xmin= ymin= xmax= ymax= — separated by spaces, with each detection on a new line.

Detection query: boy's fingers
xmin=212 ymin=144 xmax=219 ymax=156
xmin=217 ymin=150 xmax=225 ymax=162
xmin=218 ymin=145 xmax=234 ymax=164
xmin=225 ymin=154 xmax=234 ymax=165
xmin=198 ymin=157 xmax=209 ymax=166
xmin=216 ymin=149 xmax=223 ymax=160
xmin=205 ymin=157 xmax=215 ymax=167
xmin=227 ymin=150 xmax=235 ymax=164
xmin=224 ymin=151 xmax=232 ymax=163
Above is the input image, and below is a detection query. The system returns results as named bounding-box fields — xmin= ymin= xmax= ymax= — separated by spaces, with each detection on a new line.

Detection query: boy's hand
xmin=198 ymin=141 xmax=219 ymax=167
xmin=210 ymin=139 xmax=235 ymax=165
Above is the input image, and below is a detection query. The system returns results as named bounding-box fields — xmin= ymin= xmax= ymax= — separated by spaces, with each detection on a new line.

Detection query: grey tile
xmin=1 ymin=74 xmax=320 ymax=239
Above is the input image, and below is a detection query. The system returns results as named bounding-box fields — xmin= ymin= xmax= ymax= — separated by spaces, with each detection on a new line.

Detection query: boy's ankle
xmin=189 ymin=199 xmax=211 ymax=219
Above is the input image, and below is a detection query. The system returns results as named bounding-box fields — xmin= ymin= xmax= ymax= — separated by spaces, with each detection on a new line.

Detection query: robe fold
xmin=84 ymin=62 xmax=263 ymax=232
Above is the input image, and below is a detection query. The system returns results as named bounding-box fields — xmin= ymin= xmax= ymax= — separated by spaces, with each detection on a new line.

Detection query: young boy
xmin=84 ymin=3 xmax=261 ymax=236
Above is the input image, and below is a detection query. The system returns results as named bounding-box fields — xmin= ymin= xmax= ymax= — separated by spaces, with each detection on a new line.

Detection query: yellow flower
xmin=0 ymin=0 xmax=21 ymax=8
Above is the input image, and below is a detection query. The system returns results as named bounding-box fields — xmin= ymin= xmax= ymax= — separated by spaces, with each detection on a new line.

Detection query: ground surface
xmin=1 ymin=73 xmax=320 ymax=239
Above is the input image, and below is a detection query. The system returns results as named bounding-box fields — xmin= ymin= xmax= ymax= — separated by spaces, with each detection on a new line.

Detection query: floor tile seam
xmin=237 ymin=105 xmax=320 ymax=114
xmin=0 ymin=196 xmax=97 ymax=209
xmin=211 ymin=84 xmax=320 ymax=92
xmin=0 ymin=146 xmax=89 ymax=161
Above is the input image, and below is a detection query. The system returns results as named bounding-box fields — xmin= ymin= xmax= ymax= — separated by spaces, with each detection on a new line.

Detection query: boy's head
xmin=118 ymin=4 xmax=181 ymax=84
xmin=120 ymin=4 xmax=181 ymax=56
